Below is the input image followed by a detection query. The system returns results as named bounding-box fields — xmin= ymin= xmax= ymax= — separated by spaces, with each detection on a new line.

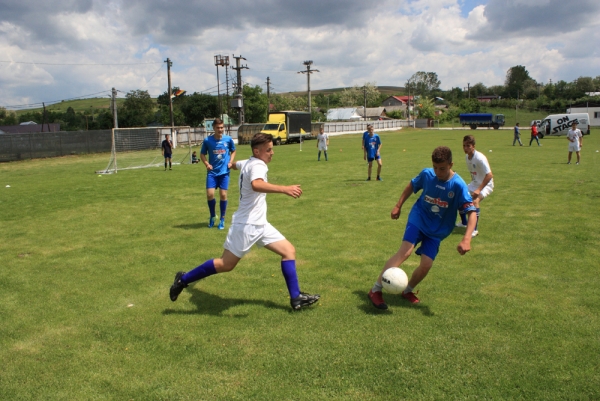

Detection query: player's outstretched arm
xmin=457 ymin=210 xmax=476 ymax=255
xmin=251 ymin=179 xmax=302 ymax=199
xmin=391 ymin=182 xmax=414 ymax=220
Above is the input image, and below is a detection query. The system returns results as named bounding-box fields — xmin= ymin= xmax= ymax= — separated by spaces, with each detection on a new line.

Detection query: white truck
xmin=538 ymin=113 xmax=590 ymax=138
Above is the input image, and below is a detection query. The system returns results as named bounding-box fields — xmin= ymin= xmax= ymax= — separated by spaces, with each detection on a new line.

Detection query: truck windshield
xmin=263 ymin=124 xmax=280 ymax=130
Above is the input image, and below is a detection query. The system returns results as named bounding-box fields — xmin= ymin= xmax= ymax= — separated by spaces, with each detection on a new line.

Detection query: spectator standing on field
xmin=162 ymin=134 xmax=174 ymax=170
xmin=363 ymin=125 xmax=383 ymax=181
xmin=456 ymin=135 xmax=494 ymax=238
xmin=200 ymin=118 xmax=237 ymax=230
xmin=316 ymin=127 xmax=329 ymax=161
xmin=169 ymin=133 xmax=320 ymax=311
xmin=567 ymin=122 xmax=583 ymax=165
xmin=529 ymin=123 xmax=541 ymax=146
xmin=513 ymin=123 xmax=523 ymax=146
xmin=367 ymin=146 xmax=476 ymax=309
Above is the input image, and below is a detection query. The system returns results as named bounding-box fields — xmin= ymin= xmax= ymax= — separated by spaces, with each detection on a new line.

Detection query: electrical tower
xmin=214 ymin=55 xmax=229 ymax=119
xmin=298 ymin=61 xmax=319 ymax=114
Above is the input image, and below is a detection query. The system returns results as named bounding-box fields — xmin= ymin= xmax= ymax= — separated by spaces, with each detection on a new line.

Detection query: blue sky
xmin=1 ymin=0 xmax=599 ymax=109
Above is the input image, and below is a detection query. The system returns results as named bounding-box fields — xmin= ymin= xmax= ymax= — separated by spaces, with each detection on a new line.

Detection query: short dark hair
xmin=213 ymin=118 xmax=224 ymax=126
xmin=251 ymin=133 xmax=273 ymax=149
xmin=432 ymin=146 xmax=452 ymax=164
xmin=463 ymin=135 xmax=476 ymax=146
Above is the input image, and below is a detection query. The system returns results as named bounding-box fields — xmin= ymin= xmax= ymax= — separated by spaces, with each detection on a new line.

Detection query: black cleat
xmin=290 ymin=292 xmax=320 ymax=310
xmin=170 ymin=271 xmax=188 ymax=301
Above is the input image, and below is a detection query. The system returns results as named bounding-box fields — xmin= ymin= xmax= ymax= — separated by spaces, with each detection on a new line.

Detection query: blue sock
xmin=182 ymin=259 xmax=217 ymax=284
xmin=281 ymin=260 xmax=301 ymax=299
xmin=475 ymin=208 xmax=480 ymax=230
xmin=208 ymin=199 xmax=216 ymax=217
xmin=220 ymin=200 xmax=227 ymax=219
xmin=460 ymin=211 xmax=468 ymax=225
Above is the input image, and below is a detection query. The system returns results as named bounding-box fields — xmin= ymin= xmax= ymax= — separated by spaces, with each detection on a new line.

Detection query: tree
xmin=0 ymin=107 xmax=18 ymax=125
xmin=415 ymin=97 xmax=435 ymax=119
xmin=119 ymin=90 xmax=156 ymax=127
xmin=505 ymin=65 xmax=532 ymax=99
xmin=179 ymin=93 xmax=218 ymax=127
xmin=271 ymin=94 xmax=306 ymax=112
xmin=339 ymin=82 xmax=380 ymax=107
xmin=407 ymin=72 xmax=441 ymax=98
xmin=242 ymin=84 xmax=268 ymax=123
xmin=470 ymin=82 xmax=487 ymax=98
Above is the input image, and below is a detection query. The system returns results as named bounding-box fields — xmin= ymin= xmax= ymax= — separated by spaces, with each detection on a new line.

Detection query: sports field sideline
xmin=1 ymin=128 xmax=599 ymax=399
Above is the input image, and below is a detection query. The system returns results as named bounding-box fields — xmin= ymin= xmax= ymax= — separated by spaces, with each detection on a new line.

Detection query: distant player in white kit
xmin=169 ymin=133 xmax=320 ymax=310
xmin=316 ymin=127 xmax=329 ymax=161
xmin=567 ymin=122 xmax=583 ymax=165
xmin=456 ymin=135 xmax=493 ymax=237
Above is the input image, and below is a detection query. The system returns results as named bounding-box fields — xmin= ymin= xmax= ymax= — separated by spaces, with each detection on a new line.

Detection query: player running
xmin=170 ymin=133 xmax=320 ymax=311
xmin=368 ymin=146 xmax=476 ymax=308
xmin=200 ymin=118 xmax=236 ymax=230
xmin=455 ymin=135 xmax=494 ymax=237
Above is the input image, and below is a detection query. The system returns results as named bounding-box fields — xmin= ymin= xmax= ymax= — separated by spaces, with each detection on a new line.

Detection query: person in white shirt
xmin=567 ymin=122 xmax=583 ymax=165
xmin=456 ymin=135 xmax=494 ymax=237
xmin=169 ymin=133 xmax=320 ymax=310
xmin=316 ymin=127 xmax=329 ymax=161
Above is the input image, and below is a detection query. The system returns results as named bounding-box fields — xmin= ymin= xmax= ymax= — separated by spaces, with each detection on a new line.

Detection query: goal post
xmin=96 ymin=126 xmax=205 ymax=174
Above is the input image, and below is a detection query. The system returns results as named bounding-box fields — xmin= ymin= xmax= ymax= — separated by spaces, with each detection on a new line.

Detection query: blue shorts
xmin=164 ymin=153 xmax=172 ymax=159
xmin=206 ymin=173 xmax=230 ymax=190
xmin=402 ymin=222 xmax=441 ymax=261
xmin=367 ymin=155 xmax=381 ymax=162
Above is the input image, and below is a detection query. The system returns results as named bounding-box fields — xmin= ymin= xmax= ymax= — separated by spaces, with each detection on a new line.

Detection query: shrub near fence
xmin=0 ymin=130 xmax=112 ymax=162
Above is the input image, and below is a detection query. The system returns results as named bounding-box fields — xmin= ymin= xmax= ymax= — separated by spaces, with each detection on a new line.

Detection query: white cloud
xmin=1 ymin=0 xmax=599 ymax=108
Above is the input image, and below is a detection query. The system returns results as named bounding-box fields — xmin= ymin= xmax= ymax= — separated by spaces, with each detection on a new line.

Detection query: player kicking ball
xmin=455 ymin=135 xmax=494 ymax=237
xmin=170 ymin=133 xmax=320 ymax=311
xmin=368 ymin=146 xmax=477 ymax=308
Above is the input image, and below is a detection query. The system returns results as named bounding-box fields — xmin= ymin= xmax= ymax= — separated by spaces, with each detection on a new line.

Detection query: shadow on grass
xmin=173 ymin=223 xmax=207 ymax=230
xmin=163 ymin=287 xmax=292 ymax=317
xmin=352 ymin=290 xmax=434 ymax=316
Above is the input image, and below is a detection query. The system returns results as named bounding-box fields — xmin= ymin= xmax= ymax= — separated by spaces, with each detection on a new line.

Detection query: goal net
xmin=96 ymin=126 xmax=207 ymax=174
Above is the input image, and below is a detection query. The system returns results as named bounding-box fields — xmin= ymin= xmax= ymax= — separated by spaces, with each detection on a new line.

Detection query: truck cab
xmin=261 ymin=111 xmax=312 ymax=145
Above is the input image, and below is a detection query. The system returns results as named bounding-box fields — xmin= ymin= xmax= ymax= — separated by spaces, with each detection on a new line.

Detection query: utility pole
xmin=298 ymin=60 xmax=319 ymax=115
xmin=111 ymin=87 xmax=118 ymax=129
xmin=363 ymin=85 xmax=367 ymax=121
xmin=232 ymin=55 xmax=249 ymax=124
xmin=214 ymin=55 xmax=229 ymax=120
xmin=266 ymin=76 xmax=271 ymax=121
xmin=165 ymin=58 xmax=174 ymax=136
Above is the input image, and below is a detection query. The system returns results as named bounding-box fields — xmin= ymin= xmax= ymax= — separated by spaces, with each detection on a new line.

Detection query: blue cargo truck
xmin=459 ymin=113 xmax=505 ymax=130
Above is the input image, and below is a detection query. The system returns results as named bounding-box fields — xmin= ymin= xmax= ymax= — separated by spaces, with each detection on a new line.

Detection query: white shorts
xmin=569 ymin=142 xmax=581 ymax=152
xmin=318 ymin=145 xmax=328 ymax=151
xmin=468 ymin=182 xmax=493 ymax=199
xmin=224 ymin=223 xmax=286 ymax=258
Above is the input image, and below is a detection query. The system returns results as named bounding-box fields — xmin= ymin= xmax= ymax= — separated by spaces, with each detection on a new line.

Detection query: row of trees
xmin=2 ymin=65 xmax=598 ymax=130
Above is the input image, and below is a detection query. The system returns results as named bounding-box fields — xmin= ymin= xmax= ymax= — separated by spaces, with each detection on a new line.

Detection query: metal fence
xmin=0 ymin=130 xmax=112 ymax=162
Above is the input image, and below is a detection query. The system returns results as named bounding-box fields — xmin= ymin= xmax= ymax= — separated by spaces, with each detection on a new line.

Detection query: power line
xmin=2 ymin=90 xmax=113 ymax=110
xmin=0 ymin=60 xmax=162 ymax=66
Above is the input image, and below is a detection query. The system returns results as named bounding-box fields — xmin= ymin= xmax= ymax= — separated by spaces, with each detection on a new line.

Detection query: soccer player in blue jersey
xmin=200 ymin=118 xmax=236 ymax=230
xmin=363 ymin=125 xmax=383 ymax=181
xmin=368 ymin=146 xmax=477 ymax=308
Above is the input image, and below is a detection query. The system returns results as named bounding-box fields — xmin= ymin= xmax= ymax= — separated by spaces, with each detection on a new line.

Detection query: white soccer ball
xmin=381 ymin=267 xmax=409 ymax=294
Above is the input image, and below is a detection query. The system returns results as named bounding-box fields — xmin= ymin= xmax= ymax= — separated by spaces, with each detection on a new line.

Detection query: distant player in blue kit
xmin=200 ymin=118 xmax=236 ymax=230
xmin=363 ymin=125 xmax=383 ymax=181
xmin=368 ymin=146 xmax=477 ymax=309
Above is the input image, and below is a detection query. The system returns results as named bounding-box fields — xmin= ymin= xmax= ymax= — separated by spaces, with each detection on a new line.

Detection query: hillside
xmin=15 ymin=98 xmax=125 ymax=116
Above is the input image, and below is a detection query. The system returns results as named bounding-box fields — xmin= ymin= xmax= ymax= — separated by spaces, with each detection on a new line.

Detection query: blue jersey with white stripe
xmin=408 ymin=168 xmax=475 ymax=240
xmin=201 ymin=135 xmax=236 ymax=176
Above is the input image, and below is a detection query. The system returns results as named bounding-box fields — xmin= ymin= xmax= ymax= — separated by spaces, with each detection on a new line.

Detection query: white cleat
xmin=472 ymin=230 xmax=479 ymax=237
xmin=455 ymin=222 xmax=467 ymax=228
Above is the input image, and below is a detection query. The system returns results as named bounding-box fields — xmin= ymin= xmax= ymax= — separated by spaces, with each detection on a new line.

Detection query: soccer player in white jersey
xmin=170 ymin=133 xmax=320 ymax=310
xmin=567 ymin=122 xmax=583 ymax=165
xmin=316 ymin=127 xmax=329 ymax=161
xmin=456 ymin=135 xmax=494 ymax=237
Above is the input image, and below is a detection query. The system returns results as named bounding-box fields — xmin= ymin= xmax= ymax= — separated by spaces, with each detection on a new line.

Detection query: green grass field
xmin=1 ymin=129 xmax=599 ymax=399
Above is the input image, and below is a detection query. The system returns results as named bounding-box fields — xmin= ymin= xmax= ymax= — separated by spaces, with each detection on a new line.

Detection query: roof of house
xmin=326 ymin=108 xmax=362 ymax=120
xmin=355 ymin=107 xmax=386 ymax=117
